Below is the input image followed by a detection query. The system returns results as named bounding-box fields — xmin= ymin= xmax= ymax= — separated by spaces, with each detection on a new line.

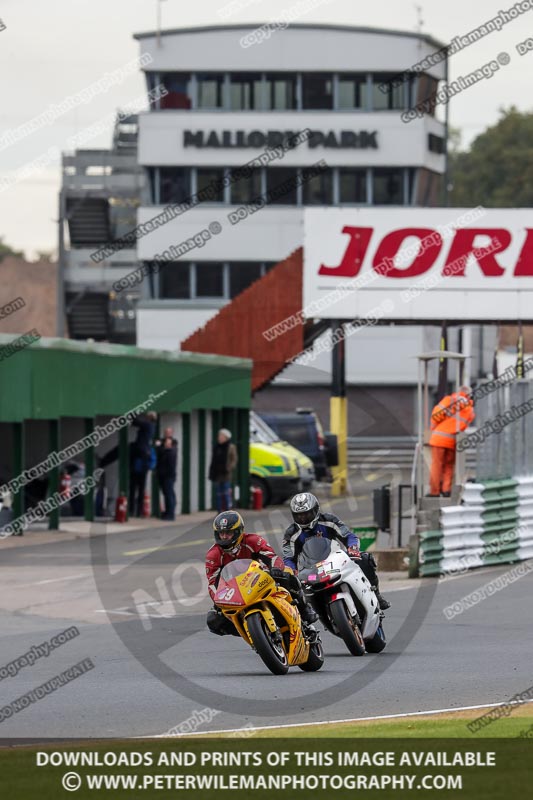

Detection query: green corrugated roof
xmin=0 ymin=335 xmax=252 ymax=421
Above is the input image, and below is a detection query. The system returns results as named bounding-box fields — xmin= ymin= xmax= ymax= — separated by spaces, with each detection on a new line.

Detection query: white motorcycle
xmin=298 ymin=538 xmax=386 ymax=656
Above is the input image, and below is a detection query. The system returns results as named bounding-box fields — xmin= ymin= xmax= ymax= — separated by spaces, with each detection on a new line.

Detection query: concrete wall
xmin=137 ymin=304 xmax=221 ymax=350
xmin=284 ymin=326 xmax=431 ymax=386
xmin=253 ymin=384 xmax=417 ymax=437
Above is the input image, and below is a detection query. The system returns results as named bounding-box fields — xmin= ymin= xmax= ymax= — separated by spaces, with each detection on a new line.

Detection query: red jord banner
xmin=303 ymin=208 xmax=533 ymax=322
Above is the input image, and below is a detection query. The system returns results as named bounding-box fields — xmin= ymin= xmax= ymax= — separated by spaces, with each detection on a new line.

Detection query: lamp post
xmin=156 ymin=0 xmax=167 ymax=48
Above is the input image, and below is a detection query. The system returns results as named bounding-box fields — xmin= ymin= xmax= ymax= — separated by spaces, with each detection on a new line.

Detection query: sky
xmin=0 ymin=0 xmax=531 ymax=256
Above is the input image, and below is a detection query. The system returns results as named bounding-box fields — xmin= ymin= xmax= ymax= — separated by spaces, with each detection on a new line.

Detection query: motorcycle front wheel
xmin=330 ymin=600 xmax=366 ymax=656
xmin=298 ymin=639 xmax=325 ymax=672
xmin=247 ymin=612 xmax=289 ymax=675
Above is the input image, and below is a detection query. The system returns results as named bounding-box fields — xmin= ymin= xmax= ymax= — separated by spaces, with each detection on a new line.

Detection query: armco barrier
xmin=418 ymin=477 xmax=533 ymax=577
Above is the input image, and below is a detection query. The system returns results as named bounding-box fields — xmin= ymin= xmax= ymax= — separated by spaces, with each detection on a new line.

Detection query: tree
xmin=449 ymin=107 xmax=533 ymax=207
xmin=0 ymin=237 xmax=24 ymax=262
xmin=448 ymin=125 xmax=462 ymax=155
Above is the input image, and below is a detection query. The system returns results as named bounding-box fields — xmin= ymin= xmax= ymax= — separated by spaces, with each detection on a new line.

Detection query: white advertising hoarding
xmin=303 ymin=208 xmax=533 ymax=322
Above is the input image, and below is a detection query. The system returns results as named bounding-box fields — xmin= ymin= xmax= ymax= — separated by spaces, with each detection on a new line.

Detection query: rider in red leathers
xmin=205 ymin=510 xmax=317 ymax=636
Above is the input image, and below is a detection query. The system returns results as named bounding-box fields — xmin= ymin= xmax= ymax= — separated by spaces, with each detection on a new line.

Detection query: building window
xmin=196 ymin=168 xmax=225 ymax=203
xmin=416 ymin=75 xmax=440 ymax=116
xmin=338 ymin=73 xmax=367 ymax=109
xmin=302 ymin=167 xmax=333 ymax=205
xmin=373 ymin=168 xmax=404 ymax=204
xmin=266 ymin=168 xmax=299 ymax=204
xmin=302 ymin=73 xmax=333 ymax=109
xmin=160 ymin=168 xmax=191 ymax=204
xmin=147 ymin=167 xmax=157 ymax=204
xmin=230 ymin=168 xmax=262 ymax=204
xmin=229 ymin=262 xmax=263 ymax=298
xmin=197 ymin=74 xmax=224 ymax=108
xmin=428 ymin=133 xmax=445 ymax=154
xmin=407 ymin=167 xmax=416 ymax=204
xmin=160 ymin=263 xmax=192 ymax=298
xmin=339 ymin=168 xmax=367 ymax=203
xmin=195 ymin=262 xmax=224 ymax=297
xmin=372 ymin=73 xmax=405 ymax=110
xmin=415 ymin=169 xmax=443 ymax=206
xmin=404 ymin=72 xmax=418 ymax=108
xmin=158 ymin=72 xmax=192 ymax=109
xmin=229 ymin=73 xmax=266 ymax=110
xmin=266 ymin=73 xmax=297 ymax=110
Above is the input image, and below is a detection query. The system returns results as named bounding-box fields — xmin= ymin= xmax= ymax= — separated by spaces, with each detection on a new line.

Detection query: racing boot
xmin=300 ymin=603 xmax=318 ymax=624
xmin=276 ymin=568 xmax=318 ymax=624
xmin=302 ymin=623 xmax=320 ymax=644
xmin=359 ymin=552 xmax=390 ymax=610
xmin=372 ymin=583 xmax=391 ymax=611
xmin=295 ymin=590 xmax=318 ymax=623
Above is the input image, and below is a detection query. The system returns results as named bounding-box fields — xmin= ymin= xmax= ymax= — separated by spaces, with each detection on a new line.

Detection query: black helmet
xmin=213 ymin=510 xmax=245 ymax=551
xmin=290 ymin=492 xmax=320 ymax=531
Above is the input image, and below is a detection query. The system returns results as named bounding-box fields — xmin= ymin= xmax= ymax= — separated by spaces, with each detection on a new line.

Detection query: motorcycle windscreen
xmin=298 ymin=537 xmax=332 ymax=577
xmin=219 ymin=558 xmax=255 ymax=582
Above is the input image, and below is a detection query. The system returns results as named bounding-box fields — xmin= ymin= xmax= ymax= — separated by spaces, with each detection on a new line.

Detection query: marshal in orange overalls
xmin=429 ymin=391 xmax=475 ymax=496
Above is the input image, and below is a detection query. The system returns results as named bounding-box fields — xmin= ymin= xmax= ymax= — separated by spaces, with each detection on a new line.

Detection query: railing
xmin=475 ymin=380 xmax=533 ymax=481
xmin=63 ymin=173 xmax=142 ymax=191
xmin=410 ymin=440 xmax=421 ymax=542
xmin=62 ymin=151 xmax=144 ymax=193
xmin=62 ymin=151 xmax=138 ymax=170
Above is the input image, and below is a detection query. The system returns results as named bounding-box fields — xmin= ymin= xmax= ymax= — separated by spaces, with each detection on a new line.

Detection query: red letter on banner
xmin=444 ymin=229 xmax=510 ymax=276
xmin=318 ymin=227 xmax=373 ymax=277
xmin=514 ymin=229 xmax=533 ymax=276
xmin=372 ymin=228 xmax=442 ymax=278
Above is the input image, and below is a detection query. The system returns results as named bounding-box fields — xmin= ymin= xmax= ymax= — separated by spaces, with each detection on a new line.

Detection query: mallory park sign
xmin=183 ymin=129 xmax=378 ymax=149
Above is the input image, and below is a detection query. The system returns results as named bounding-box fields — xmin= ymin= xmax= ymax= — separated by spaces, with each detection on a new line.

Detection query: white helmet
xmin=290 ymin=492 xmax=320 ymax=531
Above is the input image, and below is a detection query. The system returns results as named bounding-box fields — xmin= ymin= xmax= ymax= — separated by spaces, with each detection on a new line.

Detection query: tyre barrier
xmin=418 ymin=477 xmax=533 ymax=577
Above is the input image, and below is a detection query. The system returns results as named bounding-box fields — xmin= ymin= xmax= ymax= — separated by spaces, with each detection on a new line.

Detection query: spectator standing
xmin=129 ymin=411 xmax=157 ymax=517
xmin=156 ymin=427 xmax=178 ymax=520
xmin=208 ymin=428 xmax=238 ymax=512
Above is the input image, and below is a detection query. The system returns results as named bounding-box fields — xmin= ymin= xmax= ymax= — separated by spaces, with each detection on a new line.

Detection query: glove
xmin=348 ymin=546 xmax=362 ymax=559
xmin=270 ymin=567 xmax=286 ymax=580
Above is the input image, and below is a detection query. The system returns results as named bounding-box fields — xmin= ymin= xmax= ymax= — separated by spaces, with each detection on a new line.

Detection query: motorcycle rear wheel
xmin=247 ymin=612 xmax=289 ymax=675
xmin=365 ymin=622 xmax=386 ymax=653
xmin=330 ymin=600 xmax=366 ymax=656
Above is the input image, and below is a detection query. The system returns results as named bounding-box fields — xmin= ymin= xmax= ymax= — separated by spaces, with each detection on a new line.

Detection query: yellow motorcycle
xmin=214 ymin=558 xmax=324 ymax=675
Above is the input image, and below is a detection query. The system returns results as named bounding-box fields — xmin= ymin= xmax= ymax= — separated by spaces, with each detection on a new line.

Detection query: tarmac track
xmin=0 ymin=491 xmax=531 ymax=740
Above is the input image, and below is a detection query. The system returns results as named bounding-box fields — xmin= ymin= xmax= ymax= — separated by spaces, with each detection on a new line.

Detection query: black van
xmin=258 ymin=409 xmax=338 ymax=480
